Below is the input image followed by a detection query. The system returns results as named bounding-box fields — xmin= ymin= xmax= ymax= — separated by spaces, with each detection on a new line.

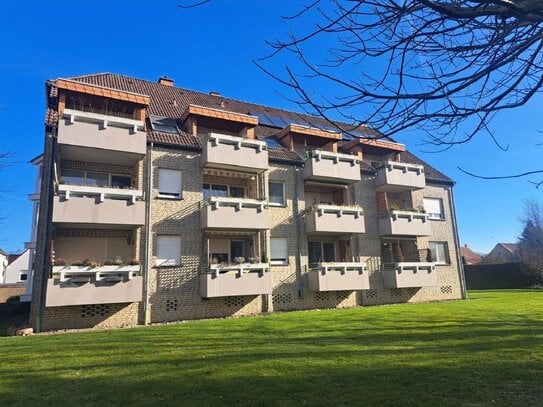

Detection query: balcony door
xmin=308 ymin=241 xmax=335 ymax=265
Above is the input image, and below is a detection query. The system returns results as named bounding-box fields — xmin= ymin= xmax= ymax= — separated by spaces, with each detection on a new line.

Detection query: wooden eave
xmin=55 ymin=79 xmax=150 ymax=105
xmin=343 ymin=138 xmax=405 ymax=153
xmin=276 ymin=123 xmax=342 ymax=141
xmin=181 ymin=104 xmax=258 ymax=126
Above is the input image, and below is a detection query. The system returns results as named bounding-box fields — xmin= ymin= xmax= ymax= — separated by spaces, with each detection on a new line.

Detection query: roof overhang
xmin=55 ymin=79 xmax=150 ymax=105
xmin=181 ymin=104 xmax=258 ymax=126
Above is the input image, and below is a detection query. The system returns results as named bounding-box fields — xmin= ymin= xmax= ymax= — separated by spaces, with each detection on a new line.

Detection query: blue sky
xmin=0 ymin=0 xmax=541 ymax=254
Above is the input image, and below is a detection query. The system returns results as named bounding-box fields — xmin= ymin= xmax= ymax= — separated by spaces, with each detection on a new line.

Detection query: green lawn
xmin=1 ymin=290 xmax=542 ymax=406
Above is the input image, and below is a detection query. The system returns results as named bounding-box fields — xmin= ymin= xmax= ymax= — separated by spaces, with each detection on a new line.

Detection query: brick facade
xmin=0 ymin=284 xmax=27 ymax=303
xmin=29 ymin=74 xmax=465 ymax=332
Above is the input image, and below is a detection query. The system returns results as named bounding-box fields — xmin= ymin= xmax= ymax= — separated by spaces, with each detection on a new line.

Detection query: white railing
xmin=63 ymin=108 xmax=144 ymax=133
xmin=207 ymin=133 xmax=267 ymax=152
xmin=58 ymin=184 xmax=143 ymax=204
xmin=208 ymin=196 xmax=268 ymax=211
xmin=310 ymin=150 xmax=358 ymax=165
xmin=314 ymin=204 xmax=363 ymax=218
xmin=384 ymin=262 xmax=435 ymax=273
xmin=309 ymin=262 xmax=367 ymax=274
xmin=390 ymin=210 xmax=428 ymax=222
xmin=207 ymin=263 xmax=270 ymax=277
xmin=52 ymin=265 xmax=140 ymax=283
xmin=383 ymin=161 xmax=424 ymax=174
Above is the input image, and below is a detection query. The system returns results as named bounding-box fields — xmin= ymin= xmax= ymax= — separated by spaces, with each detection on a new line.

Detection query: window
xmin=308 ymin=241 xmax=336 ymax=264
xmin=61 ymin=170 xmax=84 ymax=185
xmin=269 ymin=181 xmax=286 ymax=206
xmin=270 ymin=237 xmax=288 ymax=265
xmin=429 ymin=241 xmax=450 ymax=265
xmin=424 ymin=197 xmax=444 ymax=220
xmin=60 ymin=170 xmax=133 ymax=189
xmin=19 ymin=273 xmax=28 ymax=282
xmin=203 ymin=183 xmax=244 ymax=199
xmin=156 ymin=235 xmax=181 ymax=266
xmin=111 ymin=174 xmax=132 ymax=189
xmin=86 ymin=172 xmax=109 ymax=187
xmin=158 ymin=169 xmax=182 ymax=199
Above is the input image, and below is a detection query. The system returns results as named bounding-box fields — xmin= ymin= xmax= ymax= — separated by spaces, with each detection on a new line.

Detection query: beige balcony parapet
xmin=382 ymin=262 xmax=437 ymax=288
xmin=58 ymin=184 xmax=143 ymax=204
xmin=63 ymin=108 xmax=145 ymax=133
xmin=308 ymin=262 xmax=370 ymax=291
xmin=58 ymin=109 xmax=146 ymax=156
xmin=375 ymin=161 xmax=425 ymax=192
xmin=303 ymin=150 xmax=361 ymax=183
xmin=201 ymin=196 xmax=269 ymax=230
xmin=52 ymin=265 xmax=140 ymax=283
xmin=201 ymin=133 xmax=268 ymax=172
xmin=378 ymin=210 xmax=431 ymax=237
xmin=46 ymin=266 xmax=143 ymax=307
xmin=305 ymin=204 xmax=365 ymax=235
xmin=200 ymin=264 xmax=272 ymax=298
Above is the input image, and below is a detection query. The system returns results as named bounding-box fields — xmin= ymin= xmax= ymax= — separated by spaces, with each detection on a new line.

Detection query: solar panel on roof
xmin=261 ymin=137 xmax=281 ymax=149
xmin=150 ymin=115 xmax=179 ymax=134
xmin=265 ymin=114 xmax=289 ymax=128
xmin=249 ymin=112 xmax=275 ymax=127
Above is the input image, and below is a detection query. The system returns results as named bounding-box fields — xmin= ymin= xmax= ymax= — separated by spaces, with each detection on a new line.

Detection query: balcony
xmin=303 ymin=150 xmax=360 ymax=184
xmin=201 ymin=133 xmax=268 ymax=172
xmin=308 ymin=262 xmax=369 ymax=291
xmin=53 ymin=185 xmax=145 ymax=226
xmin=201 ymin=197 xmax=269 ymax=230
xmin=58 ymin=109 xmax=146 ymax=163
xmin=200 ymin=264 xmax=272 ymax=298
xmin=305 ymin=204 xmax=365 ymax=235
xmin=378 ymin=210 xmax=431 ymax=237
xmin=45 ymin=265 xmax=143 ymax=307
xmin=382 ymin=262 xmax=437 ymax=288
xmin=375 ymin=161 xmax=425 ymax=192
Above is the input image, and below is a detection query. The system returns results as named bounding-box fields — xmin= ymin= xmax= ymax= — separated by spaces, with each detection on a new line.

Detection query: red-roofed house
xmin=483 ymin=243 xmax=520 ymax=264
xmin=460 ymin=245 xmax=482 ymax=265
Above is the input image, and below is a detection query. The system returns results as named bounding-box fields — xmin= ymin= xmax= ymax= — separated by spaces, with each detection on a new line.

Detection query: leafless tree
xmin=258 ymin=1 xmax=543 ymax=150
xmin=518 ymin=198 xmax=543 ymax=284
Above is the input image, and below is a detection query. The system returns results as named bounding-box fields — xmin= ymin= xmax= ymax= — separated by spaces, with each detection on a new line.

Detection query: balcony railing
xmin=45 ymin=265 xmax=143 ymax=307
xmin=201 ymin=133 xmax=268 ymax=172
xmin=303 ymin=150 xmax=360 ymax=184
xmin=53 ymin=185 xmax=145 ymax=226
xmin=308 ymin=262 xmax=370 ymax=291
xmin=305 ymin=204 xmax=365 ymax=235
xmin=378 ymin=210 xmax=431 ymax=237
xmin=382 ymin=262 xmax=437 ymax=288
xmin=201 ymin=196 xmax=269 ymax=230
xmin=58 ymin=109 xmax=146 ymax=156
xmin=200 ymin=263 xmax=272 ymax=298
xmin=375 ymin=161 xmax=425 ymax=192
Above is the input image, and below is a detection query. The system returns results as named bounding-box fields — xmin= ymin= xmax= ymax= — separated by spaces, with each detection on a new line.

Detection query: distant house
xmin=483 ymin=243 xmax=519 ymax=264
xmin=460 ymin=245 xmax=482 ymax=265
xmin=2 ymin=250 xmax=30 ymax=284
xmin=0 ymin=249 xmax=8 ymax=282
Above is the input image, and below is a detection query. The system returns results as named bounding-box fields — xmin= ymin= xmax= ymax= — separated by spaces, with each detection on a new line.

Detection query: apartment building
xmin=28 ymin=73 xmax=466 ymax=332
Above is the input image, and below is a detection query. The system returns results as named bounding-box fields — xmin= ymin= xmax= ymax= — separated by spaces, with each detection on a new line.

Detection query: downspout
xmin=143 ymin=142 xmax=153 ymax=324
xmin=293 ymin=165 xmax=304 ymax=297
xmin=448 ymin=184 xmax=467 ymax=299
xmin=35 ymin=131 xmax=56 ymax=332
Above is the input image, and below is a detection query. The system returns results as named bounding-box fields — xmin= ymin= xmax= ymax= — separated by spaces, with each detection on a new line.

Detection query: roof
xmin=497 ymin=243 xmax=519 ymax=254
xmin=460 ymin=245 xmax=482 ymax=265
xmin=7 ymin=253 xmax=22 ymax=265
xmin=46 ymin=72 xmax=453 ymax=181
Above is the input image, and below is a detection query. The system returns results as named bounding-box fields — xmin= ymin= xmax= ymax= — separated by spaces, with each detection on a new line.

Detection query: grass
xmin=1 ymin=290 xmax=542 ymax=406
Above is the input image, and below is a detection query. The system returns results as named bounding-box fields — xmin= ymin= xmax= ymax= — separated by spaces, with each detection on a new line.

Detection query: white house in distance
xmin=2 ymin=250 xmax=30 ymax=284
xmin=0 ymin=249 xmax=8 ymax=283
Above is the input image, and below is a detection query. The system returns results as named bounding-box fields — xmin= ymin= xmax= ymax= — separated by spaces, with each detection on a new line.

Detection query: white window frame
xmin=424 ymin=197 xmax=445 ymax=220
xmin=158 ymin=168 xmax=182 ymax=199
xmin=270 ymin=237 xmax=288 ymax=265
xmin=155 ymin=235 xmax=181 ymax=267
xmin=19 ymin=272 xmax=28 ymax=282
xmin=269 ymin=181 xmax=286 ymax=207
xmin=429 ymin=241 xmax=450 ymax=265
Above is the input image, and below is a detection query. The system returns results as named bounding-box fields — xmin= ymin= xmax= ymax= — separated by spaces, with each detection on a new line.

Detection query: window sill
xmin=428 ymin=217 xmax=446 ymax=221
xmin=156 ymin=195 xmax=183 ymax=200
xmin=155 ymin=263 xmax=182 ymax=268
xmin=271 ymin=261 xmax=289 ymax=266
xmin=269 ymin=203 xmax=287 ymax=208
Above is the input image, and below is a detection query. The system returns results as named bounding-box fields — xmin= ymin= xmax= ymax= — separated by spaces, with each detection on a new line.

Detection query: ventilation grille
xmin=166 ymin=299 xmax=178 ymax=312
xmin=315 ymin=292 xmax=330 ymax=301
xmin=335 ymin=291 xmax=350 ymax=301
xmin=390 ymin=288 xmax=403 ymax=298
xmin=272 ymin=293 xmax=292 ymax=305
xmin=440 ymin=285 xmax=453 ymax=294
xmin=366 ymin=289 xmax=378 ymax=298
xmin=224 ymin=296 xmax=246 ymax=307
xmin=81 ymin=304 xmax=110 ymax=318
